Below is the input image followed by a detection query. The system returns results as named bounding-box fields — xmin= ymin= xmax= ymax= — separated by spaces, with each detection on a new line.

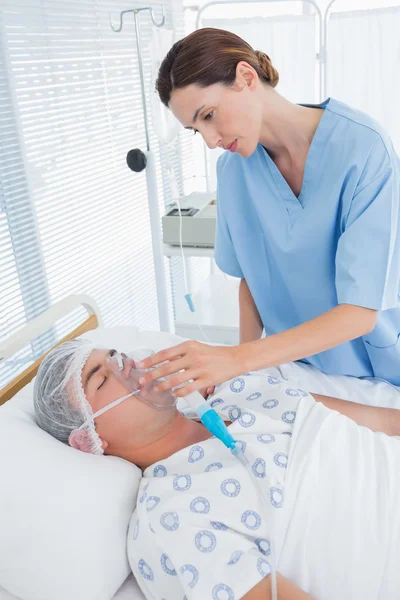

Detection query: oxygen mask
xmin=107 ymin=349 xmax=178 ymax=412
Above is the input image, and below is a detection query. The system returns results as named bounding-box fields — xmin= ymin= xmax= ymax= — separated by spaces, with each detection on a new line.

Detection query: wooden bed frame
xmin=0 ymin=295 xmax=102 ymax=406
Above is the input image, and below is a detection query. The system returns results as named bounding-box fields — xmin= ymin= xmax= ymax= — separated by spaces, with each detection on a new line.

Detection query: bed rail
xmin=0 ymin=295 xmax=103 ymax=405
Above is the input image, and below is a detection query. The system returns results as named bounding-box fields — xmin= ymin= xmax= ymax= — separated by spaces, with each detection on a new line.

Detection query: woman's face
xmin=169 ymin=72 xmax=263 ymax=158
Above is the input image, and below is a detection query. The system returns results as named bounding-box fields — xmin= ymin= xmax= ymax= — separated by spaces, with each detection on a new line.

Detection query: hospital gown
xmin=128 ymin=373 xmax=302 ymax=599
xmin=128 ymin=372 xmax=400 ymax=600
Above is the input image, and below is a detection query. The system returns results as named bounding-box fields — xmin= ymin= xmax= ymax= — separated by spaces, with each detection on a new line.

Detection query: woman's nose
xmin=203 ymin=130 xmax=221 ymax=150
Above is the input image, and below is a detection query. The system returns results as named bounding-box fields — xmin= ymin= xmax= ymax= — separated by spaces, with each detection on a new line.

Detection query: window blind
xmin=0 ymin=0 xmax=186 ymax=388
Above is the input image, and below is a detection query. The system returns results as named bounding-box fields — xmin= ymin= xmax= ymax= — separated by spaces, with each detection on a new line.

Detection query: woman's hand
xmin=137 ymin=341 xmax=245 ymax=397
xmin=201 ymin=385 xmax=216 ymax=398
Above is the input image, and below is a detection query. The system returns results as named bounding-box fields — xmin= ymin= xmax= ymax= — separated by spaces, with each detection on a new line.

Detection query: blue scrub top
xmin=215 ymin=98 xmax=400 ymax=386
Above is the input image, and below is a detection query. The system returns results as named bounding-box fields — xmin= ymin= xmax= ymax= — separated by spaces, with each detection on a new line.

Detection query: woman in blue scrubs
xmin=139 ymin=28 xmax=400 ymax=396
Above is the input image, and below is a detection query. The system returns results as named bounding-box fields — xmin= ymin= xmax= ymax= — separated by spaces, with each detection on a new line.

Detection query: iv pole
xmin=109 ymin=6 xmax=171 ymax=332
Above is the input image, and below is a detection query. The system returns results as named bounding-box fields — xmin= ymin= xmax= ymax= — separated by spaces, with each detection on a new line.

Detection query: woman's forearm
xmin=239 ymin=278 xmax=263 ymax=343
xmin=237 ymin=303 xmax=377 ymax=373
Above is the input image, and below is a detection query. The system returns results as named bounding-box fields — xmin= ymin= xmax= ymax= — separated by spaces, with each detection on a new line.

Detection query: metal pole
xmin=196 ymin=0 xmax=322 ymax=29
xmin=133 ymin=12 xmax=151 ymax=151
xmin=110 ymin=6 xmax=171 ymax=332
xmin=145 ymin=150 xmax=171 ymax=332
xmin=323 ymin=0 xmax=339 ymax=101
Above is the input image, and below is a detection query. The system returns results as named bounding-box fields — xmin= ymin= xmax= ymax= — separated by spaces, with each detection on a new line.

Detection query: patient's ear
xmin=68 ymin=429 xmax=108 ymax=454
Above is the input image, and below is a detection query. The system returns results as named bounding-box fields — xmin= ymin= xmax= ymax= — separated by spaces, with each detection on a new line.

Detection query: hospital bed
xmin=0 ymin=576 xmax=143 ymax=600
xmin=1 ymin=295 xmax=400 ymax=600
xmin=0 ymin=296 xmax=162 ymax=600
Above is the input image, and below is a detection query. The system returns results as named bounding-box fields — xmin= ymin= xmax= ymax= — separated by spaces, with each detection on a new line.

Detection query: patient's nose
xmin=108 ymin=352 xmax=136 ymax=380
xmin=121 ymin=353 xmax=135 ymax=378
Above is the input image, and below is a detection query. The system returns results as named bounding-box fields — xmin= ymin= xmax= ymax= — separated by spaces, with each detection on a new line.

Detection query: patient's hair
xmin=34 ymin=339 xmax=94 ymax=445
xmin=156 ymin=27 xmax=279 ymax=107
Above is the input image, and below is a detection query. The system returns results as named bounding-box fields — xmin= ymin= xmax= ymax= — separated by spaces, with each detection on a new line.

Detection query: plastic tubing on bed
xmin=235 ymin=443 xmax=278 ymax=600
xmin=185 ymin=391 xmax=278 ymax=600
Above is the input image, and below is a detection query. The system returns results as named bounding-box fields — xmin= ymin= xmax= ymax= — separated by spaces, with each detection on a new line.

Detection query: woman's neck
xmin=259 ymin=89 xmax=323 ymax=162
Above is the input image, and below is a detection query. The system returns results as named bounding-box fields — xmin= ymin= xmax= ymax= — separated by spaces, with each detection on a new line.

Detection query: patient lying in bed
xmin=33 ymin=339 xmax=400 ymax=600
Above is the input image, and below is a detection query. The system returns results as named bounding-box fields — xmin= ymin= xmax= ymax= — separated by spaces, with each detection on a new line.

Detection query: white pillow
xmin=0 ymin=326 xmax=185 ymax=600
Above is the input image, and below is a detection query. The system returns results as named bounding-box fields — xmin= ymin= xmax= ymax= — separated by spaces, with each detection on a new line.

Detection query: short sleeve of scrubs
xmin=336 ymin=136 xmax=400 ymax=311
xmin=214 ymin=155 xmax=244 ymax=278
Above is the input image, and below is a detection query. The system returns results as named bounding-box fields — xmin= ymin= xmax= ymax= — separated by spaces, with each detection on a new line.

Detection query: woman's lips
xmin=228 ymin=139 xmax=238 ymax=152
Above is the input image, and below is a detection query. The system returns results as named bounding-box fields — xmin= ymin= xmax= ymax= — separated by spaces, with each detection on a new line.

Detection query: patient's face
xmin=81 ymin=349 xmax=176 ymax=453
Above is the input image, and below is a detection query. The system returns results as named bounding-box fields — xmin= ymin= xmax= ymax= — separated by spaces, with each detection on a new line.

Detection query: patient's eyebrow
xmin=84 ymin=349 xmax=116 ymax=389
xmin=85 ymin=364 xmax=101 ymax=388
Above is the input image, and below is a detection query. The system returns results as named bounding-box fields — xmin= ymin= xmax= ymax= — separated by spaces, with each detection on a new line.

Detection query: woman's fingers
xmin=137 ymin=357 xmax=188 ymax=389
xmin=172 ymin=379 xmax=203 ymax=398
xmin=138 ymin=343 xmax=189 ymax=370
xmin=155 ymin=370 xmax=200 ymax=394
xmin=135 ymin=341 xmax=238 ymax=398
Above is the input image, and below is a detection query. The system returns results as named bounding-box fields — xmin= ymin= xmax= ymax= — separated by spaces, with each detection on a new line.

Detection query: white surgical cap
xmin=33 ymin=338 xmax=104 ymax=455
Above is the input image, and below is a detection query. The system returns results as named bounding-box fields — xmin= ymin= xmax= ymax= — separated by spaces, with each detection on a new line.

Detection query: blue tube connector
xmin=185 ymin=293 xmax=195 ymax=312
xmin=196 ymin=403 xmax=237 ymax=450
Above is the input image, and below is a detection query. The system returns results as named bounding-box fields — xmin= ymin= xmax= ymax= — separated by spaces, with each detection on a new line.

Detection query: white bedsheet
xmin=0 ymin=576 xmax=144 ymax=600
xmin=0 ymin=586 xmax=17 ymax=600
xmin=113 ymin=575 xmax=144 ymax=600
xmin=279 ymin=396 xmax=400 ymax=599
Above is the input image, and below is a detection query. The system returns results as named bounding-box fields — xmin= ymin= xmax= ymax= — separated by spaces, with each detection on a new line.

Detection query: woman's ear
xmin=235 ymin=61 xmax=258 ymax=90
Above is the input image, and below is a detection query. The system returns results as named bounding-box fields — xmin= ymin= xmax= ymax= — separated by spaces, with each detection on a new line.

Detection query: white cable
xmin=174 ymin=190 xmax=190 ymax=295
xmin=172 ymin=196 xmax=211 ymax=344
xmin=166 ymin=157 xmax=213 ymax=343
xmin=197 ymin=322 xmax=211 ymax=343
xmin=235 ymin=446 xmax=278 ymax=600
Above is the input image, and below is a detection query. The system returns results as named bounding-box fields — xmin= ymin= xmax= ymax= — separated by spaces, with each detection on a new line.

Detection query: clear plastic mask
xmin=106 ymin=349 xmax=177 ymax=412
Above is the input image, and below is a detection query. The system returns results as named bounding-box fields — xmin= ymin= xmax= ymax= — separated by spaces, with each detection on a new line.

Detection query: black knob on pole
xmin=126 ymin=149 xmax=147 ymax=172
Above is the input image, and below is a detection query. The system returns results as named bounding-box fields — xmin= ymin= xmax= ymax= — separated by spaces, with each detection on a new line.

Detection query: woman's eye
xmin=204 ymin=111 xmax=214 ymax=121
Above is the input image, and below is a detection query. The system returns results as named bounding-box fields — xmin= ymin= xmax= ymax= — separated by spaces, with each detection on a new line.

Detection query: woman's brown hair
xmin=156 ymin=28 xmax=279 ymax=107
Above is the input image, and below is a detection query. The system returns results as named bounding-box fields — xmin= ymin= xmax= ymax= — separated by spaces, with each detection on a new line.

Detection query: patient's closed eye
xmin=98 ymin=376 xmax=107 ymax=390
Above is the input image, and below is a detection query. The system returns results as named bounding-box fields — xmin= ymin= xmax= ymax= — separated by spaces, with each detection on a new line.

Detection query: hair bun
xmin=255 ymin=50 xmax=279 ymax=87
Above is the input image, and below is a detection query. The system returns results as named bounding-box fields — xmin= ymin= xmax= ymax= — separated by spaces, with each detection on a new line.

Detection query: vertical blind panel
xmin=0 ymin=0 xmax=184 ymax=388
xmin=327 ymin=6 xmax=400 ymax=153
xmin=1 ymin=10 xmax=54 ymax=386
